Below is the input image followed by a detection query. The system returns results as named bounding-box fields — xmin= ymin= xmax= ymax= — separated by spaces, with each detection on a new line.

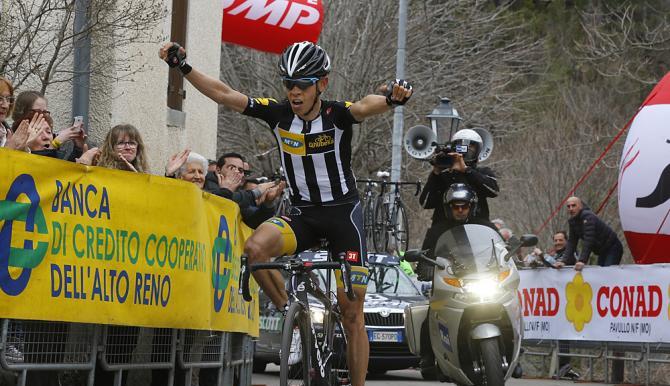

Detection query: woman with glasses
xmin=97 ymin=124 xmax=148 ymax=172
xmin=91 ymin=124 xmax=149 ymax=386
xmin=11 ymin=90 xmax=87 ymax=158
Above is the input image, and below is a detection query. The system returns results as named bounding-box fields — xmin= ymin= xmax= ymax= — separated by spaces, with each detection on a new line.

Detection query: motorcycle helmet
xmin=278 ymin=41 xmax=331 ymax=79
xmin=451 ymin=129 xmax=482 ymax=165
xmin=443 ymin=183 xmax=478 ymax=222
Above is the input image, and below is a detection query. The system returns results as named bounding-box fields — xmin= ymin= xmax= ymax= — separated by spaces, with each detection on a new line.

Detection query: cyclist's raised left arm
xmin=349 ymin=80 xmax=413 ymax=122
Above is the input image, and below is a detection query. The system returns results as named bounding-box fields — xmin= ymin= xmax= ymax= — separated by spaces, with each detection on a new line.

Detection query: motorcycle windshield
xmin=434 ymin=224 xmax=506 ymax=277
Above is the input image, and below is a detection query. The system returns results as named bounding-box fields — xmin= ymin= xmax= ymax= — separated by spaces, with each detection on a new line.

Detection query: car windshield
xmin=366 ymin=265 xmax=420 ymax=296
xmin=435 ymin=224 xmax=507 ymax=277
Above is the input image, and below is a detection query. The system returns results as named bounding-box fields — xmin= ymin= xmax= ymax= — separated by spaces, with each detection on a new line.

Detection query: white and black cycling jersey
xmin=243 ymin=97 xmax=359 ymax=206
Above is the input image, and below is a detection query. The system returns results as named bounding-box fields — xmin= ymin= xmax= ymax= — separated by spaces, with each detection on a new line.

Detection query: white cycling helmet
xmin=451 ymin=129 xmax=483 ymax=164
xmin=278 ymin=41 xmax=331 ymax=79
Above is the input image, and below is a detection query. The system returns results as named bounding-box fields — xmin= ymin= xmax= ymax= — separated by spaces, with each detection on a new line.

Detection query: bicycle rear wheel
xmin=391 ymin=201 xmax=409 ymax=254
xmin=363 ymin=193 xmax=377 ymax=250
xmin=280 ymin=302 xmax=313 ymax=386
xmin=373 ymin=197 xmax=388 ymax=252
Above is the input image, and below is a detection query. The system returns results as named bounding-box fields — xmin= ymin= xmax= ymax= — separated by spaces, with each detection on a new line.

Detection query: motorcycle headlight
xmin=462 ymin=278 xmax=500 ymax=297
xmin=310 ymin=308 xmax=325 ymax=324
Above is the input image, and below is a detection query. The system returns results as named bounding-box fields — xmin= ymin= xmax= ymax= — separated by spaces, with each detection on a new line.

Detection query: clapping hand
xmin=6 ymin=120 xmax=31 ymax=151
xmin=166 ymin=149 xmax=190 ymax=177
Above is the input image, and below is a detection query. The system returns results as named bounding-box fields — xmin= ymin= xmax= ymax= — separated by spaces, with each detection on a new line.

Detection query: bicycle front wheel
xmin=280 ymin=302 xmax=313 ymax=386
xmin=392 ymin=201 xmax=409 ymax=254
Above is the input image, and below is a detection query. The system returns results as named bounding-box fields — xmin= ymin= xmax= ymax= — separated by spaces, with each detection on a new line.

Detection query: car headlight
xmin=310 ymin=308 xmax=325 ymax=324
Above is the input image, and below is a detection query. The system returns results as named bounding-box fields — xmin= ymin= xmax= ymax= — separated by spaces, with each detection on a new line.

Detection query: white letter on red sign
xmin=280 ymin=2 xmax=319 ymax=29
xmin=229 ymin=0 xmax=289 ymax=26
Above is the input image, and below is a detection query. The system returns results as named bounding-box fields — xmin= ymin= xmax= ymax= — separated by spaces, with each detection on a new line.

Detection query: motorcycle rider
xmin=419 ymin=182 xmax=498 ymax=379
xmin=417 ymin=129 xmax=499 ymax=282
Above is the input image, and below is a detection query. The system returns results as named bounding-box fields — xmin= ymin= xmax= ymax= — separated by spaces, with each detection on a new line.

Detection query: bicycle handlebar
xmin=238 ymin=254 xmax=356 ymax=302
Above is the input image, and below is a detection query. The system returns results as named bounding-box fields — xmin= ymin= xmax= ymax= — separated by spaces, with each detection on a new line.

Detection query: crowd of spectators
xmin=0 ymin=75 xmax=289 ymax=386
xmin=0 ymin=75 xmax=285 ymax=232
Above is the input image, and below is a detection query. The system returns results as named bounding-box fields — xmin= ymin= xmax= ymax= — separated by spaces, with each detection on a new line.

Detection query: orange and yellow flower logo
xmin=565 ymin=273 xmax=593 ymax=332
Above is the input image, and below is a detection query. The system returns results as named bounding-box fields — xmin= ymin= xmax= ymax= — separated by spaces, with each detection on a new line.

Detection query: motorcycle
xmin=404 ymin=224 xmax=537 ymax=385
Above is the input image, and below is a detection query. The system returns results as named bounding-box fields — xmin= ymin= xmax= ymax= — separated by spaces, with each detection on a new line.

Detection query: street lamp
xmin=426 ymin=97 xmax=461 ymax=144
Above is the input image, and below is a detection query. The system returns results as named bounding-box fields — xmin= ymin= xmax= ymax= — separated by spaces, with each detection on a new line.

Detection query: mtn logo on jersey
xmin=278 ymin=128 xmax=336 ymax=156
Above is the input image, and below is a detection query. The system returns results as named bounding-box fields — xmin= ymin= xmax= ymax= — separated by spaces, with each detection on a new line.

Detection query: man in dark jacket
xmin=417 ymin=129 xmax=499 ymax=281
xmin=563 ymin=196 xmax=623 ymax=271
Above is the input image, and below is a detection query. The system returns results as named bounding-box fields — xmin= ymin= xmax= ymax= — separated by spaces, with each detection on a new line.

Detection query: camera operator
xmin=416 ymin=129 xmax=499 ymax=281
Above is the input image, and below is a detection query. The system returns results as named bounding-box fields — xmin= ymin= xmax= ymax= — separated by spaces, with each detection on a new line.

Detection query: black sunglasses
xmin=282 ymin=77 xmax=319 ymax=91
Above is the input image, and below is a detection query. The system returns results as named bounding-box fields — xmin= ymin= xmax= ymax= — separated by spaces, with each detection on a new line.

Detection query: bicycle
xmin=358 ymin=178 xmax=382 ymax=251
xmin=239 ymin=251 xmax=356 ymax=386
xmin=373 ymin=180 xmax=421 ymax=254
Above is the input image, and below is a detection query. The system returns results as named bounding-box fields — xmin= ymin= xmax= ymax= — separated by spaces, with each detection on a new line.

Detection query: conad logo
xmin=0 ymin=174 xmax=49 ymax=296
xmin=565 ymin=273 xmax=593 ymax=332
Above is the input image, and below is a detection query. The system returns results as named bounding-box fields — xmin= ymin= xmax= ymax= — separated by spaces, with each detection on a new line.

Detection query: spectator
xmin=11 ymin=91 xmax=46 ymax=123
xmin=0 ymin=76 xmax=15 ymax=146
xmin=499 ymin=228 xmax=513 ymax=242
xmin=11 ymin=110 xmax=86 ymax=160
xmin=563 ymin=196 xmax=624 ymax=381
xmin=545 ymin=230 xmax=576 ymax=268
xmin=204 ymin=152 xmax=244 ymax=192
xmin=97 ymin=124 xmax=148 ymax=172
xmin=205 ymin=152 xmax=277 ymax=209
xmin=10 ymin=91 xmax=86 ymax=159
xmin=165 ymin=149 xmax=207 ymax=189
xmin=491 ymin=218 xmax=505 ymax=230
xmin=417 ymin=129 xmax=499 ymax=282
xmin=93 ymin=124 xmax=150 ymax=386
xmin=563 ymin=196 xmax=623 ymax=272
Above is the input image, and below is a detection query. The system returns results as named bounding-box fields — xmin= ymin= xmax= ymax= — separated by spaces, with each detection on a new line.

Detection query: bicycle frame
xmin=239 ymin=255 xmax=354 ymax=385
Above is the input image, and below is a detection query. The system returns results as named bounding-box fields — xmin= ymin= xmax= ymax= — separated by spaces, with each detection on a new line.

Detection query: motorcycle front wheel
xmin=480 ymin=337 xmax=504 ymax=386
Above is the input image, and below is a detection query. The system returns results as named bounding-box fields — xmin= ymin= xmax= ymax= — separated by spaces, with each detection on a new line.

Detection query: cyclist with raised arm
xmin=159 ymin=41 xmax=412 ymax=386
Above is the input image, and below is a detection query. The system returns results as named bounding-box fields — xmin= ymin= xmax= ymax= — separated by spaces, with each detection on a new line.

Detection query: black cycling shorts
xmin=263 ymin=201 xmax=369 ymax=288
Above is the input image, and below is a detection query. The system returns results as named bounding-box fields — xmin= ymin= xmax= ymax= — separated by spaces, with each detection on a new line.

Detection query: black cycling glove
xmin=385 ymin=79 xmax=413 ymax=106
xmin=165 ymin=43 xmax=192 ymax=75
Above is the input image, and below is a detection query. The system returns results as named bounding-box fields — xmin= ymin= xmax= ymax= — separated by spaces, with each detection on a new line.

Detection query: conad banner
xmin=519 ymin=265 xmax=670 ymax=342
xmin=222 ymin=0 xmax=324 ymax=54
xmin=618 ymin=71 xmax=670 ymax=264
xmin=0 ymin=149 xmax=258 ymax=336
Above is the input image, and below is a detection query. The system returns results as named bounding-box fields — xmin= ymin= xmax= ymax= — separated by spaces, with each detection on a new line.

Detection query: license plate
xmin=368 ymin=330 xmax=402 ymax=342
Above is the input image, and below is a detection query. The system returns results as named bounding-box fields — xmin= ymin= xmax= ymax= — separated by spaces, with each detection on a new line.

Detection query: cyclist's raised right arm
xmin=159 ymin=42 xmax=248 ymax=113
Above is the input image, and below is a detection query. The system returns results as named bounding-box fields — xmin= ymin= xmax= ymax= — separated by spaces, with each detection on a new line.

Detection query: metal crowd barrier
xmin=0 ymin=319 xmax=254 ymax=386
xmin=522 ymin=339 xmax=670 ymax=385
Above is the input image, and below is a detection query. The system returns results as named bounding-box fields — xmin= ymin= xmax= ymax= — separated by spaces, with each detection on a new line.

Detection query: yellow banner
xmin=0 ymin=149 xmax=258 ymax=336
